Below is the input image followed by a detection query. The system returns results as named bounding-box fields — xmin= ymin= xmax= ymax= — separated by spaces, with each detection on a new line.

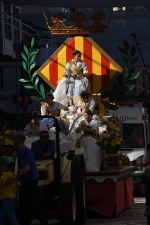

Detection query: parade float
xmin=27 ymin=11 xmax=135 ymax=217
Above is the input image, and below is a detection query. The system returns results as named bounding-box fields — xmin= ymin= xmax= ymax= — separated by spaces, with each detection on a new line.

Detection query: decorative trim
xmin=43 ymin=12 xmax=112 ymax=35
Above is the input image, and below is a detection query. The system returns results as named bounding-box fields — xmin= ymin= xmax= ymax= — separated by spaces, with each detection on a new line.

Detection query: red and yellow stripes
xmin=37 ymin=36 xmax=123 ymax=92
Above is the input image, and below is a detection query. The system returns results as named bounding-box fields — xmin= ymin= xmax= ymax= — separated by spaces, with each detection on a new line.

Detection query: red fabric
xmin=115 ymin=179 xmax=125 ymax=216
xmin=125 ymin=176 xmax=134 ymax=208
xmin=87 ymin=179 xmax=116 ymax=217
xmin=87 ymin=176 xmax=134 ymax=217
xmin=45 ymin=210 xmax=58 ymax=218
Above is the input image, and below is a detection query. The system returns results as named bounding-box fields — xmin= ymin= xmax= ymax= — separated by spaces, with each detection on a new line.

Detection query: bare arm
xmin=81 ymin=126 xmax=96 ymax=134
xmin=16 ymin=165 xmax=30 ymax=180
xmin=76 ymin=73 xmax=88 ymax=79
xmin=43 ymin=152 xmax=51 ymax=158
xmin=141 ymin=183 xmax=146 ymax=197
xmin=5 ymin=165 xmax=30 ymax=186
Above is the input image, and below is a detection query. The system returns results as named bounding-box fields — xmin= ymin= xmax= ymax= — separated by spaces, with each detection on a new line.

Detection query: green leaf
xmin=40 ymin=101 xmax=45 ymax=105
xmin=35 ymin=76 xmax=39 ymax=87
xmin=30 ymin=50 xmax=39 ymax=57
xmin=123 ymin=67 xmax=129 ymax=79
xmin=50 ymin=89 xmax=54 ymax=94
xmin=19 ymin=78 xmax=30 ymax=82
xmin=120 ymin=55 xmax=128 ymax=65
xmin=118 ymin=46 xmax=128 ymax=56
xmin=22 ymin=61 xmax=28 ymax=73
xmin=31 ymin=37 xmax=34 ymax=48
xmin=123 ymin=40 xmax=129 ymax=50
xmin=29 ymin=55 xmax=36 ymax=65
xmin=127 ymin=84 xmax=134 ymax=90
xmin=30 ymin=96 xmax=43 ymax=101
xmin=131 ymin=56 xmax=139 ymax=66
xmin=21 ymin=52 xmax=28 ymax=63
xmin=24 ymin=85 xmax=35 ymax=89
xmin=30 ymin=63 xmax=35 ymax=71
xmin=128 ymin=72 xmax=139 ymax=81
xmin=23 ymin=45 xmax=29 ymax=57
xmin=40 ymin=83 xmax=45 ymax=97
xmin=31 ymin=71 xmax=37 ymax=80
xmin=130 ymin=46 xmax=136 ymax=58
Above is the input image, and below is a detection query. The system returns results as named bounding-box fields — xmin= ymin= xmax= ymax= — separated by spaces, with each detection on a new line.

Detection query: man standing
xmin=13 ymin=131 xmax=48 ymax=225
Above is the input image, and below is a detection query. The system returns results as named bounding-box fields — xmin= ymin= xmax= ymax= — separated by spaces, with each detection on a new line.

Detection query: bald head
xmin=15 ymin=131 xmax=26 ymax=142
xmin=13 ymin=131 xmax=26 ymax=148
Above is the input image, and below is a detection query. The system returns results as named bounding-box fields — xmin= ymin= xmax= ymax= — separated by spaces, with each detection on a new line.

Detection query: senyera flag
xmin=37 ymin=36 xmax=123 ymax=93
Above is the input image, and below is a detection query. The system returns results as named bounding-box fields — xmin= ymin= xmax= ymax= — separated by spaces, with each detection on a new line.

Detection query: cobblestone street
xmin=31 ymin=198 xmax=147 ymax=225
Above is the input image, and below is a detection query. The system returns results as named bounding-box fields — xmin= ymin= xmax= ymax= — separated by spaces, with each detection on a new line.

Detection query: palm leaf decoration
xmin=102 ymin=40 xmax=139 ymax=103
xmin=118 ymin=40 xmax=139 ymax=92
xmin=19 ymin=37 xmax=53 ymax=103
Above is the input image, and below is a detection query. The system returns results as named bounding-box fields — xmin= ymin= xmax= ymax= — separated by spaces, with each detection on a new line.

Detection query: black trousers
xmin=147 ymin=216 xmax=150 ymax=225
xmin=18 ymin=180 xmax=48 ymax=225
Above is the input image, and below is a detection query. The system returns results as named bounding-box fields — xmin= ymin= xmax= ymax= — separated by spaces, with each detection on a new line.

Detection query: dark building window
xmin=4 ymin=4 xmax=12 ymax=39
xmin=13 ymin=6 xmax=20 ymax=39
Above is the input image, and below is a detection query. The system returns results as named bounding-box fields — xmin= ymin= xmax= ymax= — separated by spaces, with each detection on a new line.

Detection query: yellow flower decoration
xmin=97 ymin=119 xmax=124 ymax=151
xmin=5 ymin=139 xmax=13 ymax=145
xmin=0 ymin=135 xmax=4 ymax=140
xmin=5 ymin=130 xmax=12 ymax=135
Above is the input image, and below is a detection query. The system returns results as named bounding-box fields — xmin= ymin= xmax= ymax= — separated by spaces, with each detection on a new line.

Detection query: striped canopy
xmin=37 ymin=36 xmax=123 ymax=93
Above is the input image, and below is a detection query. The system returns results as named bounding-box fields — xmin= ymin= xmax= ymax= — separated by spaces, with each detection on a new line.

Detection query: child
xmin=65 ymin=106 xmax=77 ymax=130
xmin=0 ymin=157 xmax=19 ymax=225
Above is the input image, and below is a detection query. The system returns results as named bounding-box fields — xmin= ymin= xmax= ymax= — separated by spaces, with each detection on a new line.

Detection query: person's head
xmin=1 ymin=156 xmax=14 ymax=172
xmin=12 ymin=131 xmax=26 ymax=149
xmin=39 ymin=130 xmax=49 ymax=144
xmin=84 ymin=110 xmax=93 ymax=121
xmin=73 ymin=50 xmax=81 ymax=62
xmin=31 ymin=111 xmax=41 ymax=123
xmin=79 ymin=91 xmax=90 ymax=103
xmin=45 ymin=93 xmax=54 ymax=105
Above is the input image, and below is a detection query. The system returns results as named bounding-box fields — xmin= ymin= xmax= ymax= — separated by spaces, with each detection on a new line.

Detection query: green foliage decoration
xmin=101 ymin=40 xmax=140 ymax=103
xmin=118 ymin=40 xmax=139 ymax=91
xmin=19 ymin=37 xmax=53 ymax=103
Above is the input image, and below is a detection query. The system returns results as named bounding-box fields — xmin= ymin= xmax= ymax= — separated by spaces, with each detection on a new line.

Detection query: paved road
xmin=32 ymin=198 xmax=147 ymax=225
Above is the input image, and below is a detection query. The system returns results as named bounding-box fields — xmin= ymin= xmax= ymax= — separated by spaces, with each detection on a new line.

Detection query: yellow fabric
xmin=0 ymin=172 xmax=17 ymax=199
xmin=41 ymin=103 xmax=49 ymax=115
xmin=80 ymin=120 xmax=100 ymax=139
xmin=68 ymin=60 xmax=83 ymax=75
xmin=80 ymin=101 xmax=87 ymax=111
xmin=29 ymin=121 xmax=40 ymax=136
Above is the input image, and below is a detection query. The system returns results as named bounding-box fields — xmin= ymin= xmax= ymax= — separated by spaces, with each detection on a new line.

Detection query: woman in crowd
xmin=75 ymin=91 xmax=96 ymax=116
xmin=24 ymin=111 xmax=47 ymax=147
xmin=53 ymin=50 xmax=91 ymax=106
xmin=75 ymin=110 xmax=99 ymax=138
xmin=69 ymin=91 xmax=99 ymax=131
xmin=75 ymin=110 xmax=102 ymax=171
xmin=41 ymin=93 xmax=66 ymax=116
xmin=41 ymin=93 xmax=67 ymax=130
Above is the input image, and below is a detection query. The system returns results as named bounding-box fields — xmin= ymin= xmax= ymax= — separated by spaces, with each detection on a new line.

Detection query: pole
xmin=13 ymin=6 xmax=20 ymax=124
xmin=16 ymin=54 xmax=20 ymax=123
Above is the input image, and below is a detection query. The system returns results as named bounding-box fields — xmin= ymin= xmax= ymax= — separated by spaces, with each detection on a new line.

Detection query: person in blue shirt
xmin=31 ymin=130 xmax=55 ymax=160
xmin=12 ymin=131 xmax=48 ymax=225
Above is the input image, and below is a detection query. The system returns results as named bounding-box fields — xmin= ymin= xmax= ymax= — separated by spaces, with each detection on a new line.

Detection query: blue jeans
xmin=0 ymin=198 xmax=19 ymax=225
